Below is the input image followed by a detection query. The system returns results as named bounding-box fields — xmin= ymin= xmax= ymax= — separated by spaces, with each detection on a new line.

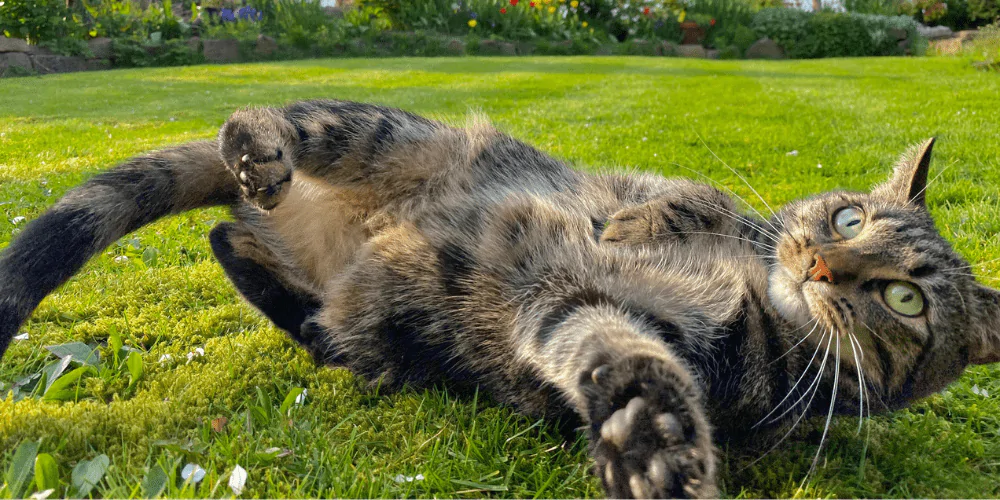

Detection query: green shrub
xmin=0 ymin=0 xmax=86 ymax=44
xmin=80 ymin=0 xmax=145 ymax=38
xmin=752 ymin=7 xmax=920 ymax=58
xmin=966 ymin=21 xmax=1000 ymax=70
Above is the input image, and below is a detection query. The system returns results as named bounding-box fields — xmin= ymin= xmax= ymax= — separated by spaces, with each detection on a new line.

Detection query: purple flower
xmin=220 ymin=8 xmax=236 ymax=21
xmin=470 ymin=11 xmax=477 ymax=18
xmin=236 ymin=6 xmax=262 ymax=21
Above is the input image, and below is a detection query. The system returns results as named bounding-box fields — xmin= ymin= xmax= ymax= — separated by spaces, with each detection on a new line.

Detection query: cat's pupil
xmin=901 ymin=293 xmax=914 ymax=303
xmin=846 ymin=219 xmax=860 ymax=227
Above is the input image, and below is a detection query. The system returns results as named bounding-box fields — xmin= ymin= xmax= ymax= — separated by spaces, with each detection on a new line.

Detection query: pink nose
xmin=809 ymin=254 xmax=835 ymax=283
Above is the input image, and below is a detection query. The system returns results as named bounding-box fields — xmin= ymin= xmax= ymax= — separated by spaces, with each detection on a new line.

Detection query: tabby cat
xmin=1 ymin=100 xmax=998 ymax=498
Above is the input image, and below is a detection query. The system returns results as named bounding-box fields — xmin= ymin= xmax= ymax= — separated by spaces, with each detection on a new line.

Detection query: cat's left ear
xmin=873 ymin=137 xmax=936 ymax=207
xmin=969 ymin=284 xmax=1000 ymax=365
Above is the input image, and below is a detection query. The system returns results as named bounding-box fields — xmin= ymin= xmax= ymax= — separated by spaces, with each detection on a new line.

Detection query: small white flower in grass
xmin=13 ymin=332 xmax=28 ymax=341
xmin=181 ymin=463 xmax=206 ymax=483
xmin=817 ymin=163 xmax=823 ymax=169
xmin=186 ymin=347 xmax=205 ymax=363
xmin=158 ymin=354 xmax=173 ymax=363
xmin=786 ymin=150 xmax=799 ymax=156
xmin=393 ymin=474 xmax=424 ymax=483
xmin=30 ymin=489 xmax=55 ymax=500
xmin=228 ymin=464 xmax=248 ymax=495
xmin=642 ymin=137 xmax=647 ymax=142
xmin=114 ymin=255 xmax=129 ymax=264
xmin=295 ymin=388 xmax=308 ymax=405
xmin=971 ymin=384 xmax=990 ymax=397
xmin=11 ymin=216 xmax=25 ymax=225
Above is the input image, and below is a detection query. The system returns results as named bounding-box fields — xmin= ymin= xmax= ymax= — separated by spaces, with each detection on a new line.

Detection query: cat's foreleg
xmin=523 ymin=306 xmax=717 ymax=498
xmin=216 ymin=101 xmax=480 ymax=211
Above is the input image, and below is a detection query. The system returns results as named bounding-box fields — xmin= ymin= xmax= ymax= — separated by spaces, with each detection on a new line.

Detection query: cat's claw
xmin=584 ymin=359 xmax=716 ymax=499
xmin=232 ymin=153 xmax=292 ymax=211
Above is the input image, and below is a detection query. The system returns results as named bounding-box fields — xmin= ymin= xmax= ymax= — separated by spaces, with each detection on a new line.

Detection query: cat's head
xmin=769 ymin=139 xmax=1000 ymax=413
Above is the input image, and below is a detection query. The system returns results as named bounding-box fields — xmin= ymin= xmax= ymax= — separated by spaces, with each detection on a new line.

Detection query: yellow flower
xmin=589 ymin=27 xmax=594 ymax=34
xmin=548 ymin=5 xmax=556 ymax=12
xmin=570 ymin=0 xmax=578 ymax=6
xmin=468 ymin=19 xmax=477 ymax=27
xmin=582 ymin=21 xmax=588 ymax=27
xmin=678 ymin=10 xmax=686 ymax=23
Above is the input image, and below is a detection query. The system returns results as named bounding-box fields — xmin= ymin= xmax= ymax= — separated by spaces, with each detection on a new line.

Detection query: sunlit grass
xmin=1 ymin=56 xmax=998 ymax=497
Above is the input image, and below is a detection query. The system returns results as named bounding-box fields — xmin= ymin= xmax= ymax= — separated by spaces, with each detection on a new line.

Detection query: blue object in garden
xmin=237 ymin=6 xmax=262 ymax=21
xmin=220 ymin=8 xmax=236 ymax=22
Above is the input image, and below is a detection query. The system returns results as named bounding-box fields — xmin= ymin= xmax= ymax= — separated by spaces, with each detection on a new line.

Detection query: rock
xmin=498 ymin=42 xmax=517 ymax=56
xmin=27 ymin=45 xmax=55 ymax=56
xmin=930 ymin=37 xmax=963 ymax=55
xmin=887 ymin=28 xmax=909 ymax=41
xmin=254 ymin=34 xmax=277 ymax=57
xmin=956 ymin=30 xmax=979 ymax=43
xmin=31 ymin=55 xmax=87 ymax=74
xmin=515 ymin=41 xmax=535 ymax=56
xmin=0 ymin=52 xmax=32 ymax=74
xmin=0 ymin=36 xmax=30 ymax=53
xmin=745 ymin=38 xmax=785 ymax=59
xmin=917 ymin=24 xmax=953 ymax=41
xmin=85 ymin=58 xmax=111 ymax=71
xmin=478 ymin=40 xmax=513 ymax=55
xmin=187 ymin=36 xmax=202 ymax=55
xmin=446 ymin=38 xmax=466 ymax=55
xmin=87 ymin=37 xmax=112 ymax=59
xmin=657 ymin=41 xmax=677 ymax=56
xmin=705 ymin=49 xmax=720 ymax=59
xmin=676 ymin=44 xmax=707 ymax=58
xmin=203 ymin=39 xmax=239 ymax=63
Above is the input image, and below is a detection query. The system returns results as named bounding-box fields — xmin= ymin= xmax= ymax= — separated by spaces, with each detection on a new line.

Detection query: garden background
xmin=1 ymin=0 xmax=1000 ymax=498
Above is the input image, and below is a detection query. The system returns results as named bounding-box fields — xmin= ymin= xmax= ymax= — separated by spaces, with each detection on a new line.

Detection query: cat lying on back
xmin=1 ymin=99 xmax=998 ymax=498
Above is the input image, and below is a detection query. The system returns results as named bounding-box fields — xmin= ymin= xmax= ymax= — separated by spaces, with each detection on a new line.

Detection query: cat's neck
xmin=701 ymin=213 xmax=813 ymax=436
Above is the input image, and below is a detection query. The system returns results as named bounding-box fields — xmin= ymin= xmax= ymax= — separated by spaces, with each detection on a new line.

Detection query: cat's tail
xmin=0 ymin=140 xmax=239 ymax=358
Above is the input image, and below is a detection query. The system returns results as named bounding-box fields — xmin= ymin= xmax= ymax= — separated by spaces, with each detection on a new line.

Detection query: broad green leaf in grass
xmin=44 ymin=342 xmax=99 ymax=366
xmin=71 ymin=455 xmax=109 ymax=498
xmin=126 ymin=351 xmax=143 ymax=386
xmin=5 ymin=441 xmax=39 ymax=499
xmin=40 ymin=356 xmax=72 ymax=394
xmin=43 ymin=366 xmax=95 ymax=402
xmin=278 ymin=387 xmax=305 ymax=417
xmin=33 ymin=454 xmax=59 ymax=492
xmin=141 ymin=465 xmax=167 ymax=498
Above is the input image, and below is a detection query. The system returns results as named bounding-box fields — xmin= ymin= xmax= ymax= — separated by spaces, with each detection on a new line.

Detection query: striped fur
xmin=2 ymin=102 xmax=998 ymax=498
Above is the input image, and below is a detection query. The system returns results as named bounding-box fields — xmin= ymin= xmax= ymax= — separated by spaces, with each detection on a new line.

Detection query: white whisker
xmin=693 ymin=132 xmax=781 ymax=231
xmin=754 ymin=323 xmax=823 ymax=428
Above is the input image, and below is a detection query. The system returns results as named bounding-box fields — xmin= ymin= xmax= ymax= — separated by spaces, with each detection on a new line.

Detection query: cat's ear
xmin=873 ymin=137 xmax=936 ymax=207
xmin=969 ymin=283 xmax=1000 ymax=365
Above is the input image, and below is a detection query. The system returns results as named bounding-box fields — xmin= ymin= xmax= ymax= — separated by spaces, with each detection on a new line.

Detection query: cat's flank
xmin=2 ymin=99 xmax=999 ymax=498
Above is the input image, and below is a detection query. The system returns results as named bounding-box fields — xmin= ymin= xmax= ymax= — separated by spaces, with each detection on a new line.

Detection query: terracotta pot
xmin=680 ymin=21 xmax=706 ymax=45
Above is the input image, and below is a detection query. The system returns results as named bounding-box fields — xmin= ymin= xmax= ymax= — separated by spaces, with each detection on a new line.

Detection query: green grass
xmin=1 ymin=56 xmax=999 ymax=498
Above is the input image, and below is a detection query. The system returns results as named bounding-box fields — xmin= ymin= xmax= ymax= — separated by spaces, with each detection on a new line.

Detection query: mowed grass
xmin=1 ymin=56 xmax=999 ymax=498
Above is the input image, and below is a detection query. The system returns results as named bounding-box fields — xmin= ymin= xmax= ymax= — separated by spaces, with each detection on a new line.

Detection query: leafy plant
xmin=0 ymin=0 xmax=86 ymax=44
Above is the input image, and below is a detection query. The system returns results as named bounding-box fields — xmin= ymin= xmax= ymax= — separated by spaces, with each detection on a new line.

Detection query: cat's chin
xmin=767 ymin=267 xmax=814 ymax=329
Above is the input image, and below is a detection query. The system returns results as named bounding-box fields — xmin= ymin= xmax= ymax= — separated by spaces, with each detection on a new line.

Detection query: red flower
xmin=510 ymin=0 xmax=518 ymax=4
xmin=500 ymin=7 xmax=507 ymax=13
xmin=710 ymin=18 xmax=716 ymax=26
xmin=643 ymin=6 xmax=650 ymax=14
xmin=529 ymin=1 xmax=535 ymax=6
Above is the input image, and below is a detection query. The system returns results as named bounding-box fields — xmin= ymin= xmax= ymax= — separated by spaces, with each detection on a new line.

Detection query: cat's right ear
xmin=872 ymin=138 xmax=936 ymax=207
xmin=969 ymin=284 xmax=1000 ymax=365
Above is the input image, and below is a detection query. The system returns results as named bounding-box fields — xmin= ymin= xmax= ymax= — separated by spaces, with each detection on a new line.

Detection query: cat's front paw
xmin=583 ymin=357 xmax=716 ymax=499
xmin=232 ymin=152 xmax=292 ymax=211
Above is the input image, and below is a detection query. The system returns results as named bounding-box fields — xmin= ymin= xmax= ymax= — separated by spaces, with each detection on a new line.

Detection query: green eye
xmin=883 ymin=281 xmax=925 ymax=317
xmin=833 ymin=207 xmax=865 ymax=239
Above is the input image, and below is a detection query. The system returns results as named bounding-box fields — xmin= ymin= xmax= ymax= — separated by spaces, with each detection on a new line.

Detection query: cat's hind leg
xmin=209 ymin=221 xmax=323 ymax=354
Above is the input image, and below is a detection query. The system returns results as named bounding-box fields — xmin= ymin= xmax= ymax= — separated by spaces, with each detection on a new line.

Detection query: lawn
xmin=1 ymin=56 xmax=999 ymax=498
